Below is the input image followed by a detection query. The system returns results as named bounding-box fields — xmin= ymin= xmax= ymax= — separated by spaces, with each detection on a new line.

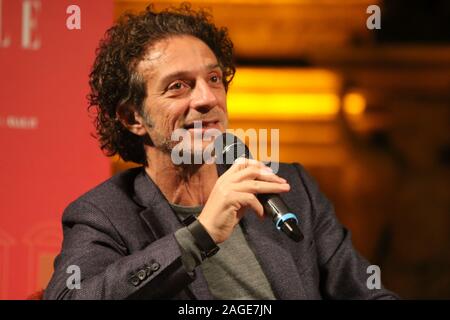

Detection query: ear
xmin=116 ymin=104 xmax=148 ymax=136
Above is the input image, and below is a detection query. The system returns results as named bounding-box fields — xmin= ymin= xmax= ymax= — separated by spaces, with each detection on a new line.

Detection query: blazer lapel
xmin=240 ymin=211 xmax=307 ymax=300
xmin=132 ymin=164 xmax=308 ymax=300
xmin=133 ymin=169 xmax=213 ymax=300
xmin=219 ymin=163 xmax=308 ymax=299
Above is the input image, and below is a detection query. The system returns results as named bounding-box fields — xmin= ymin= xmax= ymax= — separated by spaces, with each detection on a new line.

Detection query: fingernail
xmin=262 ymin=167 xmax=273 ymax=174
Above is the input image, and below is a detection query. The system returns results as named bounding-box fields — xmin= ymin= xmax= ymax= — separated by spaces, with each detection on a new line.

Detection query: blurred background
xmin=0 ymin=0 xmax=449 ymax=299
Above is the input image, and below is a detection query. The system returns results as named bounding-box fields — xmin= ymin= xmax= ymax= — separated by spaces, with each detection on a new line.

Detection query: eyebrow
xmin=159 ymin=63 xmax=221 ymax=86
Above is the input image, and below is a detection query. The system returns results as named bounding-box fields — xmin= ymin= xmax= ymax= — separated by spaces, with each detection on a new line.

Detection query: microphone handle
xmin=257 ymin=193 xmax=304 ymax=242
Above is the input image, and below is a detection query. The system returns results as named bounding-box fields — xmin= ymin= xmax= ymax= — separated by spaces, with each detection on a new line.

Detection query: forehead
xmin=138 ymin=35 xmax=219 ymax=81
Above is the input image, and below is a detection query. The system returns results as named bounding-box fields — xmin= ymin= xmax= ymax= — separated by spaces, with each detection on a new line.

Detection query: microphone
xmin=214 ymin=132 xmax=304 ymax=242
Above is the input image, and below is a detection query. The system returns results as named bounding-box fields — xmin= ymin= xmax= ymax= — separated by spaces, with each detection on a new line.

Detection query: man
xmin=44 ymin=4 xmax=397 ymax=300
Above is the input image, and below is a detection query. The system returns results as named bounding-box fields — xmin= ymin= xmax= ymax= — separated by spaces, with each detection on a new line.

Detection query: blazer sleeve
xmin=293 ymin=163 xmax=399 ymax=299
xmin=43 ymin=199 xmax=195 ymax=300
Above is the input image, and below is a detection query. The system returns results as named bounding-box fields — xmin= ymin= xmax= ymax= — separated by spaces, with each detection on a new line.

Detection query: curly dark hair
xmin=88 ymin=3 xmax=235 ymax=165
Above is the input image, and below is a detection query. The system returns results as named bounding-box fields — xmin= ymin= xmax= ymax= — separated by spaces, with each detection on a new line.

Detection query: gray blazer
xmin=44 ymin=162 xmax=398 ymax=299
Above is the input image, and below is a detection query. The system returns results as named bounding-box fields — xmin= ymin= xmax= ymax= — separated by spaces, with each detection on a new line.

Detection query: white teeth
xmin=184 ymin=121 xmax=216 ymax=129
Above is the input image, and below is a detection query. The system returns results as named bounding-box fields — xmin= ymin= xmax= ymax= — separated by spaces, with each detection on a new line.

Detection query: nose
xmin=190 ymin=79 xmax=218 ymax=113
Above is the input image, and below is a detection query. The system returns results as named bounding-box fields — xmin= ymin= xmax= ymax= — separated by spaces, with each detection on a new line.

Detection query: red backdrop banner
xmin=0 ymin=0 xmax=113 ymax=299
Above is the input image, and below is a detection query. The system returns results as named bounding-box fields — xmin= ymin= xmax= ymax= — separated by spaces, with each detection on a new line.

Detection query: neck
xmin=144 ymin=147 xmax=218 ymax=207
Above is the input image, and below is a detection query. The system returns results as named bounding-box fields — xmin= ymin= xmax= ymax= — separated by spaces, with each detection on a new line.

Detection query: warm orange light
xmin=227 ymin=68 xmax=341 ymax=120
xmin=227 ymin=92 xmax=340 ymax=120
xmin=229 ymin=68 xmax=341 ymax=91
xmin=343 ymin=93 xmax=366 ymax=116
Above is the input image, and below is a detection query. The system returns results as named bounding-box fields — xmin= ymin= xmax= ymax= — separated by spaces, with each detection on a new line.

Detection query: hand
xmin=197 ymin=159 xmax=290 ymax=244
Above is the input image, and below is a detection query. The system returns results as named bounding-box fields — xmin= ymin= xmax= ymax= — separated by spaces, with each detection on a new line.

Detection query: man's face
xmin=137 ymin=35 xmax=228 ymax=157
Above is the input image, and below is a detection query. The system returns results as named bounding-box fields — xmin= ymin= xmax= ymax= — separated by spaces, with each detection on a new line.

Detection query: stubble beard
xmin=143 ymin=109 xmax=228 ymax=166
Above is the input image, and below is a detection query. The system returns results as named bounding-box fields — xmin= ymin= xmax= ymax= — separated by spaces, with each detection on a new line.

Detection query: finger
xmin=230 ymin=166 xmax=286 ymax=184
xmin=225 ymin=158 xmax=263 ymax=174
xmin=234 ymin=180 xmax=290 ymax=194
xmin=235 ymin=192 xmax=264 ymax=219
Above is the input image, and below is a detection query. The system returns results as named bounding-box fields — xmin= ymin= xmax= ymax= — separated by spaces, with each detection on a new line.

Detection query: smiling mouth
xmin=183 ymin=120 xmax=219 ymax=130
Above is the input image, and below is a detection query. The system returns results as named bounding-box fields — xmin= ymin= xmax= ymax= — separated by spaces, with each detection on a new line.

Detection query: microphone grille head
xmin=214 ymin=132 xmax=252 ymax=168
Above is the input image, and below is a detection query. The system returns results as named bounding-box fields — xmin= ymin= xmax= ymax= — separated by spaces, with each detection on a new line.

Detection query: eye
xmin=210 ymin=74 xmax=222 ymax=84
xmin=168 ymin=81 xmax=185 ymax=91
